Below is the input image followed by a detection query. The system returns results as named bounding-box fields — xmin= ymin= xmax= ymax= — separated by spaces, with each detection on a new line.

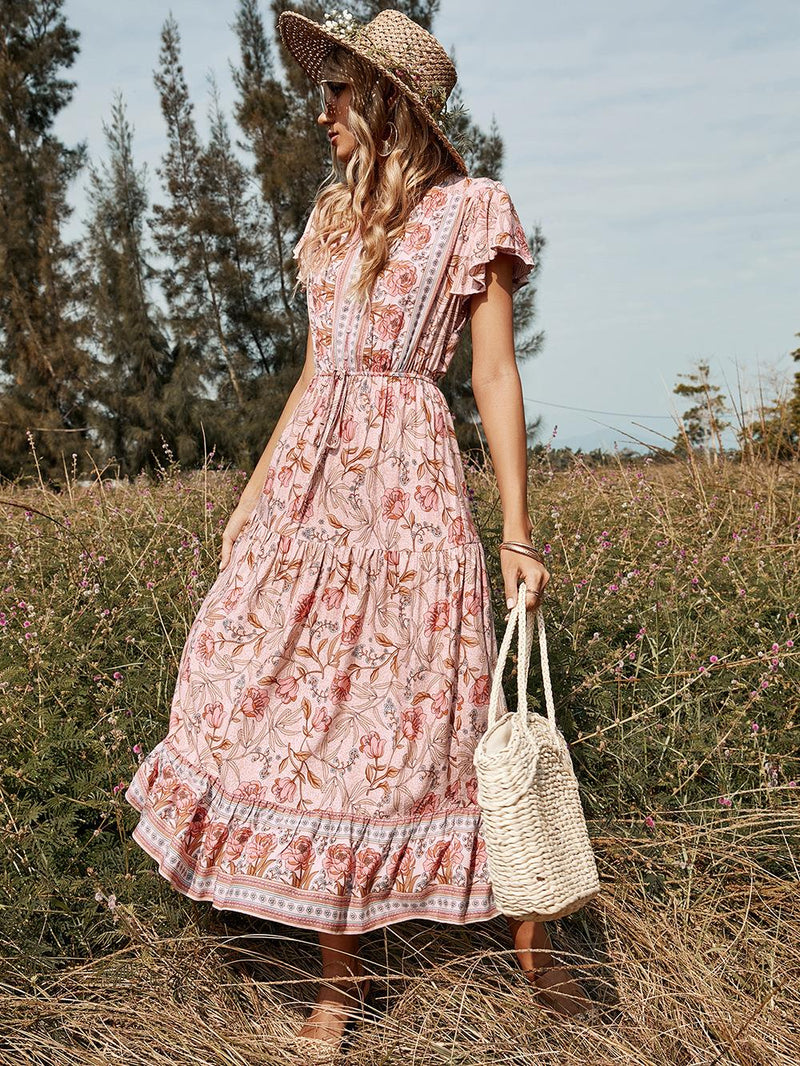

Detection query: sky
xmin=59 ymin=1 xmax=800 ymax=452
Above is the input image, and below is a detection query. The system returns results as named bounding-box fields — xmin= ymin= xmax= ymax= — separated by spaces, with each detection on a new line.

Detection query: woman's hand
xmin=501 ymin=552 xmax=550 ymax=620
xmin=219 ymin=504 xmax=256 ymax=571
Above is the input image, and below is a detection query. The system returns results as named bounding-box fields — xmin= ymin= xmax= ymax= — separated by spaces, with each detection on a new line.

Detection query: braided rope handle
xmin=487 ymin=580 xmax=558 ymax=737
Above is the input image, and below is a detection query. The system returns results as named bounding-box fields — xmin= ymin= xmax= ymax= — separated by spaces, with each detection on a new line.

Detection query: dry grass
xmin=2 ymin=807 xmax=797 ymax=1065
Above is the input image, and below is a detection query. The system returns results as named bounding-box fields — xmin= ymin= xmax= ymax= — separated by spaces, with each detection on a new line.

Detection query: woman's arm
xmin=469 ymin=253 xmax=550 ymax=614
xmin=219 ymin=328 xmax=316 ymax=570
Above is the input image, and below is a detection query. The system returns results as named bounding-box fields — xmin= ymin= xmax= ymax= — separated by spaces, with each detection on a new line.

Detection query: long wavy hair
xmin=293 ymin=44 xmax=461 ymax=305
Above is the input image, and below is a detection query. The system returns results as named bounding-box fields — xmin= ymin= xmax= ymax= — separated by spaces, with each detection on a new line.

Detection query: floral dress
xmin=125 ymin=171 xmax=535 ymax=933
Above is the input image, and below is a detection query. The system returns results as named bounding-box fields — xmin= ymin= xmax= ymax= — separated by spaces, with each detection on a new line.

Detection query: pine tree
xmin=739 ymin=332 xmax=799 ymax=461
xmin=232 ymin=0 xmax=323 ymax=434
xmin=196 ymin=77 xmax=281 ymax=463
xmin=80 ymin=93 xmax=176 ymax=478
xmin=228 ymin=0 xmax=352 ymax=450
xmin=672 ymin=360 xmax=730 ymax=460
xmin=150 ymin=14 xmax=251 ymax=466
xmin=0 ymin=0 xmax=91 ymax=482
xmin=790 ymin=332 xmax=800 ymax=443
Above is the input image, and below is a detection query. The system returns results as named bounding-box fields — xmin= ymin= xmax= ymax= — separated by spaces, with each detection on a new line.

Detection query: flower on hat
xmin=322 ymin=8 xmax=360 ymax=40
xmin=420 ymin=83 xmax=447 ymax=113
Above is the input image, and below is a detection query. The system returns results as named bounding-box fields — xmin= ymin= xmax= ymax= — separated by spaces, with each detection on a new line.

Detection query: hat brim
xmin=278 ymin=10 xmax=468 ymax=176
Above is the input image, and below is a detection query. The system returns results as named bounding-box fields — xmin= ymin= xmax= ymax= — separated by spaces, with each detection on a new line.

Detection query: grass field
xmin=1 ymin=444 xmax=797 ymax=1064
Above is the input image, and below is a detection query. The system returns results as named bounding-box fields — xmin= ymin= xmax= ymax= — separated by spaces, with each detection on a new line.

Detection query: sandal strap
xmin=292 ymin=1034 xmax=341 ymax=1064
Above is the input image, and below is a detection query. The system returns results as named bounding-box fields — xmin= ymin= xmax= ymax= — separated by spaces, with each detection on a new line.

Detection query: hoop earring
xmin=377 ymin=121 xmax=399 ymax=157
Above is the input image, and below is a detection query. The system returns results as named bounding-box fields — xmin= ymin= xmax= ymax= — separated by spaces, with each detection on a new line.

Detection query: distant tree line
xmin=669 ymin=350 xmax=799 ymax=464
xmin=0 ymin=0 xmax=546 ymax=485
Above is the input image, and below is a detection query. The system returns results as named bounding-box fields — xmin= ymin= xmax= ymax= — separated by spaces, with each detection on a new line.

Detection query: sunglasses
xmin=318 ymin=80 xmax=350 ymax=114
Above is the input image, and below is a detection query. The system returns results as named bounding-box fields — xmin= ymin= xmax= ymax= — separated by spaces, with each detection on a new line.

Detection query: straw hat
xmin=278 ymin=7 xmax=469 ymax=176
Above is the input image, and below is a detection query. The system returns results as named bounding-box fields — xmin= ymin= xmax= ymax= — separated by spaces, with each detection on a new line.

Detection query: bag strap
xmin=487 ymin=580 xmax=558 ymax=738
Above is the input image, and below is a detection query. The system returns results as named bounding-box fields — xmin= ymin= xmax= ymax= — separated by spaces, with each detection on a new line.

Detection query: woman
xmin=125 ymin=7 xmax=593 ymax=1059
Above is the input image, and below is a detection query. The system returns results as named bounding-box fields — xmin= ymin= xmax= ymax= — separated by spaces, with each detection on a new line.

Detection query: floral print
xmin=126 ymin=172 xmax=535 ymax=933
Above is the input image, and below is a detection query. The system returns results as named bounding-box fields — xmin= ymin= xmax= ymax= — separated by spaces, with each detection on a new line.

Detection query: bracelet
xmin=499 ymin=540 xmax=546 ymax=564
xmin=502 ymin=546 xmax=546 ymax=567
xmin=500 ymin=540 xmax=541 ymax=552
xmin=500 ymin=542 xmax=544 ymax=562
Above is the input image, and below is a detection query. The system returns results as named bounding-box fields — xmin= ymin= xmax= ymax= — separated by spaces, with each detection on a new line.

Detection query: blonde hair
xmin=293 ymin=45 xmax=459 ymax=305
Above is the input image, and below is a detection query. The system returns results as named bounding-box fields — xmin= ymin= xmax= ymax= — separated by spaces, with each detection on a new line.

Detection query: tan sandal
xmin=292 ymin=974 xmax=373 ymax=1062
xmin=291 ymin=1033 xmax=343 ymax=1065
xmin=291 ymin=1033 xmax=342 ymax=1065
xmin=524 ymin=963 xmax=595 ymax=1018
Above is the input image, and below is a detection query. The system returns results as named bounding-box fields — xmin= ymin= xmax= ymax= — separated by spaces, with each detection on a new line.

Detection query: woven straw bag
xmin=473 ymin=580 xmax=601 ymax=921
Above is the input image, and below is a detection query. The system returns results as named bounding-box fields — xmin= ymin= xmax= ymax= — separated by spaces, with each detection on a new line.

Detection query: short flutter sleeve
xmin=449 ymin=178 xmax=535 ymax=298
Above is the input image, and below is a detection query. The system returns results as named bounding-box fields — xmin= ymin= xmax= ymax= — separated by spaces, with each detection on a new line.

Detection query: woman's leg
xmin=506 ymin=917 xmax=593 ymax=1016
xmin=297 ymin=931 xmax=367 ymax=1042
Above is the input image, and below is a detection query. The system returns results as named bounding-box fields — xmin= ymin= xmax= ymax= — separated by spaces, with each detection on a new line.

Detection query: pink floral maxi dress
xmin=125 ymin=173 xmax=535 ymax=933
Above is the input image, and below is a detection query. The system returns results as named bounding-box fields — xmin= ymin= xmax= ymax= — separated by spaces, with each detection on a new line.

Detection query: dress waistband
xmin=292 ymin=366 xmax=446 ymax=519
xmin=313 ymin=368 xmax=441 ymax=384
